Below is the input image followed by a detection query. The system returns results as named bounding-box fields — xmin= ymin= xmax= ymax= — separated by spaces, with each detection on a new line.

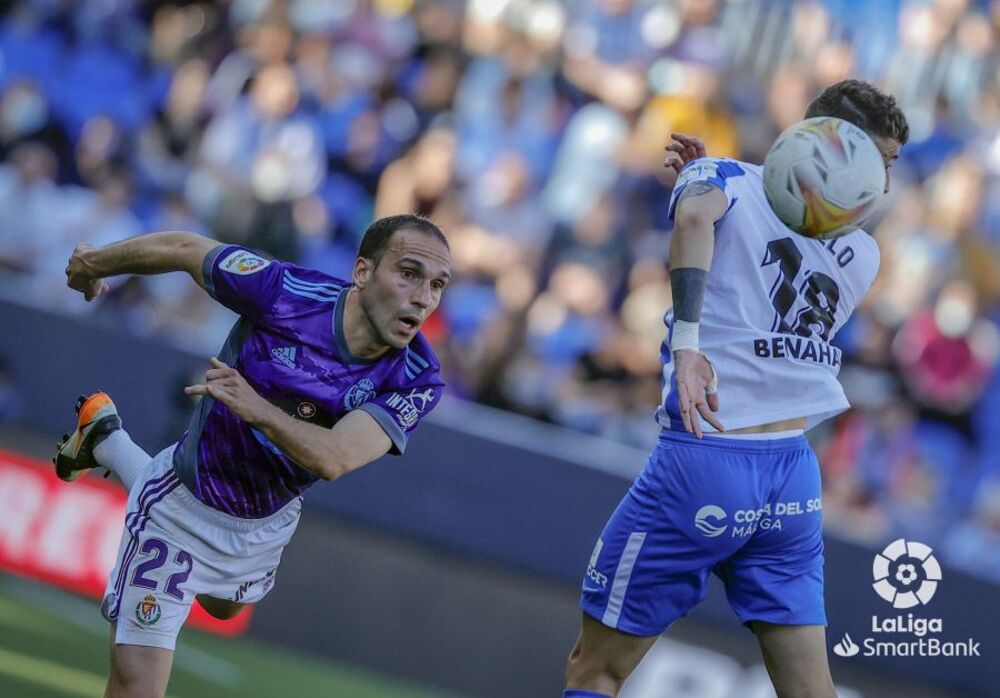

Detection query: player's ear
xmin=353 ymin=256 xmax=374 ymax=290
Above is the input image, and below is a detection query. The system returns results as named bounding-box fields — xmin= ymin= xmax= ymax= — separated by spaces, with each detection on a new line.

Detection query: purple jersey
xmin=172 ymin=245 xmax=444 ymax=518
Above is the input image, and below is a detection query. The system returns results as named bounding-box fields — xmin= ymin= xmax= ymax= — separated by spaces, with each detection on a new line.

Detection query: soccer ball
xmin=763 ymin=116 xmax=886 ymax=239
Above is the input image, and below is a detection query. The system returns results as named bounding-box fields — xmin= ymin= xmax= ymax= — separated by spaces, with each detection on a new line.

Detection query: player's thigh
xmin=582 ymin=435 xmax=753 ymax=636
xmin=717 ymin=446 xmax=827 ymax=628
xmin=106 ymin=622 xmax=173 ymax=698
xmin=102 ymin=513 xmax=199 ymax=651
xmin=566 ymin=613 xmax=658 ymax=687
xmin=750 ymin=622 xmax=835 ymax=698
xmin=197 ymin=594 xmax=245 ymax=620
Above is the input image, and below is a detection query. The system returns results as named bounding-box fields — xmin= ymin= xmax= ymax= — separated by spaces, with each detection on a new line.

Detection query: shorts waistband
xmin=159 ymin=445 xmax=301 ymax=532
xmin=712 ymin=428 xmax=804 ymax=440
xmin=659 ymin=428 xmax=810 ymax=454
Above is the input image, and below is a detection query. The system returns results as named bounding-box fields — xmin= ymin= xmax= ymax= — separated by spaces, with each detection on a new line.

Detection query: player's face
xmin=872 ymin=136 xmax=901 ymax=195
xmin=357 ymin=228 xmax=451 ymax=349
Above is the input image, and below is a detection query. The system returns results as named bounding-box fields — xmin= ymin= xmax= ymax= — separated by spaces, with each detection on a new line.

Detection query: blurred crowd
xmin=0 ymin=0 xmax=997 ymax=579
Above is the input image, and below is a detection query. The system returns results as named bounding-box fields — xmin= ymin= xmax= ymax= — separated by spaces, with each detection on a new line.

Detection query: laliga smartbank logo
xmin=832 ymin=539 xmax=980 ymax=659
xmin=872 ymin=538 xmax=940 ymax=608
xmin=833 ymin=633 xmax=860 ymax=658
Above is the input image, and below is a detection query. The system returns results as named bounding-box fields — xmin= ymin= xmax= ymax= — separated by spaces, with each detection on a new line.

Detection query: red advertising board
xmin=0 ymin=448 xmax=250 ymax=635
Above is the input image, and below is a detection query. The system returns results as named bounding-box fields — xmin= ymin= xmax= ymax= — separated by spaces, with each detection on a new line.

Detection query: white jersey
xmin=658 ymin=157 xmax=880 ymax=432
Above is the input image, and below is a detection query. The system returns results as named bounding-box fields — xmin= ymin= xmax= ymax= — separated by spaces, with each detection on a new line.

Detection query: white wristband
xmin=671 ymin=320 xmax=700 ymax=352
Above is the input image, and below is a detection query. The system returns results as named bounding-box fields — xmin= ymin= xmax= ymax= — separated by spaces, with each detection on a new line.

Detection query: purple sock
xmin=563 ymin=691 xmax=612 ymax=698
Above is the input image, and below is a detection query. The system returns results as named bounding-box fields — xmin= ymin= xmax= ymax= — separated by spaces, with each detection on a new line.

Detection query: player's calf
xmin=752 ymin=622 xmax=837 ymax=698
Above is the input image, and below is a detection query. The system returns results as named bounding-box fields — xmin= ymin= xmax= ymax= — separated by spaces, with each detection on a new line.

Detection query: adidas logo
xmin=272 ymin=346 xmax=297 ymax=369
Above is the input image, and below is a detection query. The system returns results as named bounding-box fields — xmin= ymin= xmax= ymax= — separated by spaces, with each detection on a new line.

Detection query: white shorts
xmin=101 ymin=445 xmax=302 ymax=649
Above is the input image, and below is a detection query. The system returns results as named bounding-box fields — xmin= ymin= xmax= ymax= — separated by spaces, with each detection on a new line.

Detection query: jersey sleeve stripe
xmin=408 ymin=351 xmax=430 ymax=369
xmin=404 ymin=355 xmax=427 ymax=377
xmin=284 ymin=270 xmax=342 ymax=293
xmin=281 ymin=282 xmax=341 ymax=303
xmin=283 ymin=274 xmax=340 ymax=295
xmin=282 ymin=271 xmax=342 ymax=302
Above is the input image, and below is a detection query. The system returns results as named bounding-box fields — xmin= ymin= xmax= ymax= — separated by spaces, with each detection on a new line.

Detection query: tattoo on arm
xmin=670 ymin=267 xmax=708 ymax=322
xmin=678 ymin=182 xmax=719 ymax=201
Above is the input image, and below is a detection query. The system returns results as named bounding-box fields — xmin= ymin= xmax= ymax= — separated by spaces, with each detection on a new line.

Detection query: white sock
xmin=93 ymin=430 xmax=152 ymax=491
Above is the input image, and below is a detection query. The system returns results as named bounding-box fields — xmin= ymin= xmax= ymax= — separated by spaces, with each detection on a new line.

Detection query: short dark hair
xmin=805 ymin=79 xmax=909 ymax=146
xmin=358 ymin=214 xmax=448 ymax=265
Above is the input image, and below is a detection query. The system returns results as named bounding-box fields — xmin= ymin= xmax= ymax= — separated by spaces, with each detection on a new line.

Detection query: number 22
xmin=131 ymin=538 xmax=193 ymax=600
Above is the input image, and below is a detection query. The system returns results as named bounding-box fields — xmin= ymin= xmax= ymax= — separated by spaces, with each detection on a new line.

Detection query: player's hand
xmin=664 ymin=133 xmax=707 ymax=174
xmin=672 ymin=349 xmax=724 ymax=439
xmin=65 ymin=243 xmax=109 ymax=302
xmin=185 ymin=357 xmax=273 ymax=425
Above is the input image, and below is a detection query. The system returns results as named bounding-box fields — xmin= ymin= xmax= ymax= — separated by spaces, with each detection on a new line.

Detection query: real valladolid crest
xmin=832 ymin=539 xmax=980 ymax=659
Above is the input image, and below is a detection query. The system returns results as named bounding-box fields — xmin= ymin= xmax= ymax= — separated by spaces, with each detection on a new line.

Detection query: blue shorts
xmin=581 ymin=430 xmax=826 ymax=636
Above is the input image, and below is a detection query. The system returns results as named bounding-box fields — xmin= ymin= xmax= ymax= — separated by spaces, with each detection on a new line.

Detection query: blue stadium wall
xmin=0 ymin=298 xmax=995 ymax=698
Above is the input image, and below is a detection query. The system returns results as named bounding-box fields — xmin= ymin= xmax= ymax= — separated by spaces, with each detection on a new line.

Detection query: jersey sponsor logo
xmin=694 ymin=505 xmax=728 ymax=537
xmin=220 ymin=249 xmax=271 ymax=275
xmin=271 ymin=346 xmax=297 ymax=369
xmin=343 ymin=378 xmax=376 ymax=410
xmin=731 ymin=499 xmax=822 ymax=537
xmin=135 ymin=594 xmax=162 ymax=626
xmin=233 ymin=569 xmax=277 ymax=603
xmin=384 ymin=388 xmax=436 ymax=429
xmin=268 ymin=395 xmax=333 ymax=428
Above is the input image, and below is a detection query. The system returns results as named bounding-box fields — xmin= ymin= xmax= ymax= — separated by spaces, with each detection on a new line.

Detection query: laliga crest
xmin=872 ymin=539 xmax=941 ymax=608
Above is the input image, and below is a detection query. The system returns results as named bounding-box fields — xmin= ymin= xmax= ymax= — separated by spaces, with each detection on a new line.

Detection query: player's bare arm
xmin=670 ymin=180 xmax=728 ymax=438
xmin=185 ymin=357 xmax=391 ymax=481
xmin=65 ymin=232 xmax=218 ymax=301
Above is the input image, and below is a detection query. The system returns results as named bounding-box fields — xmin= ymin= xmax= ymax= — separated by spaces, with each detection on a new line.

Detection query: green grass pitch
xmin=0 ymin=573 xmax=453 ymax=698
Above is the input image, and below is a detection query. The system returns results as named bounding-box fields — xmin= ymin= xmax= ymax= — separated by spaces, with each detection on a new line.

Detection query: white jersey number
xmin=761 ymin=237 xmax=841 ymax=341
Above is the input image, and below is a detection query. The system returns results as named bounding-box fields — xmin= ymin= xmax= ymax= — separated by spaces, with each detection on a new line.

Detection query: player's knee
xmin=197 ymin=594 xmax=245 ymax=620
xmin=564 ymin=638 xmax=583 ymax=682
xmin=774 ymin=684 xmax=836 ymax=698
xmin=772 ymin=675 xmax=836 ymax=698
xmin=107 ymin=657 xmax=161 ymax=698
xmin=766 ymin=657 xmax=836 ymax=698
xmin=108 ymin=651 xmax=133 ymax=689
xmin=564 ymin=640 xmax=629 ymax=693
